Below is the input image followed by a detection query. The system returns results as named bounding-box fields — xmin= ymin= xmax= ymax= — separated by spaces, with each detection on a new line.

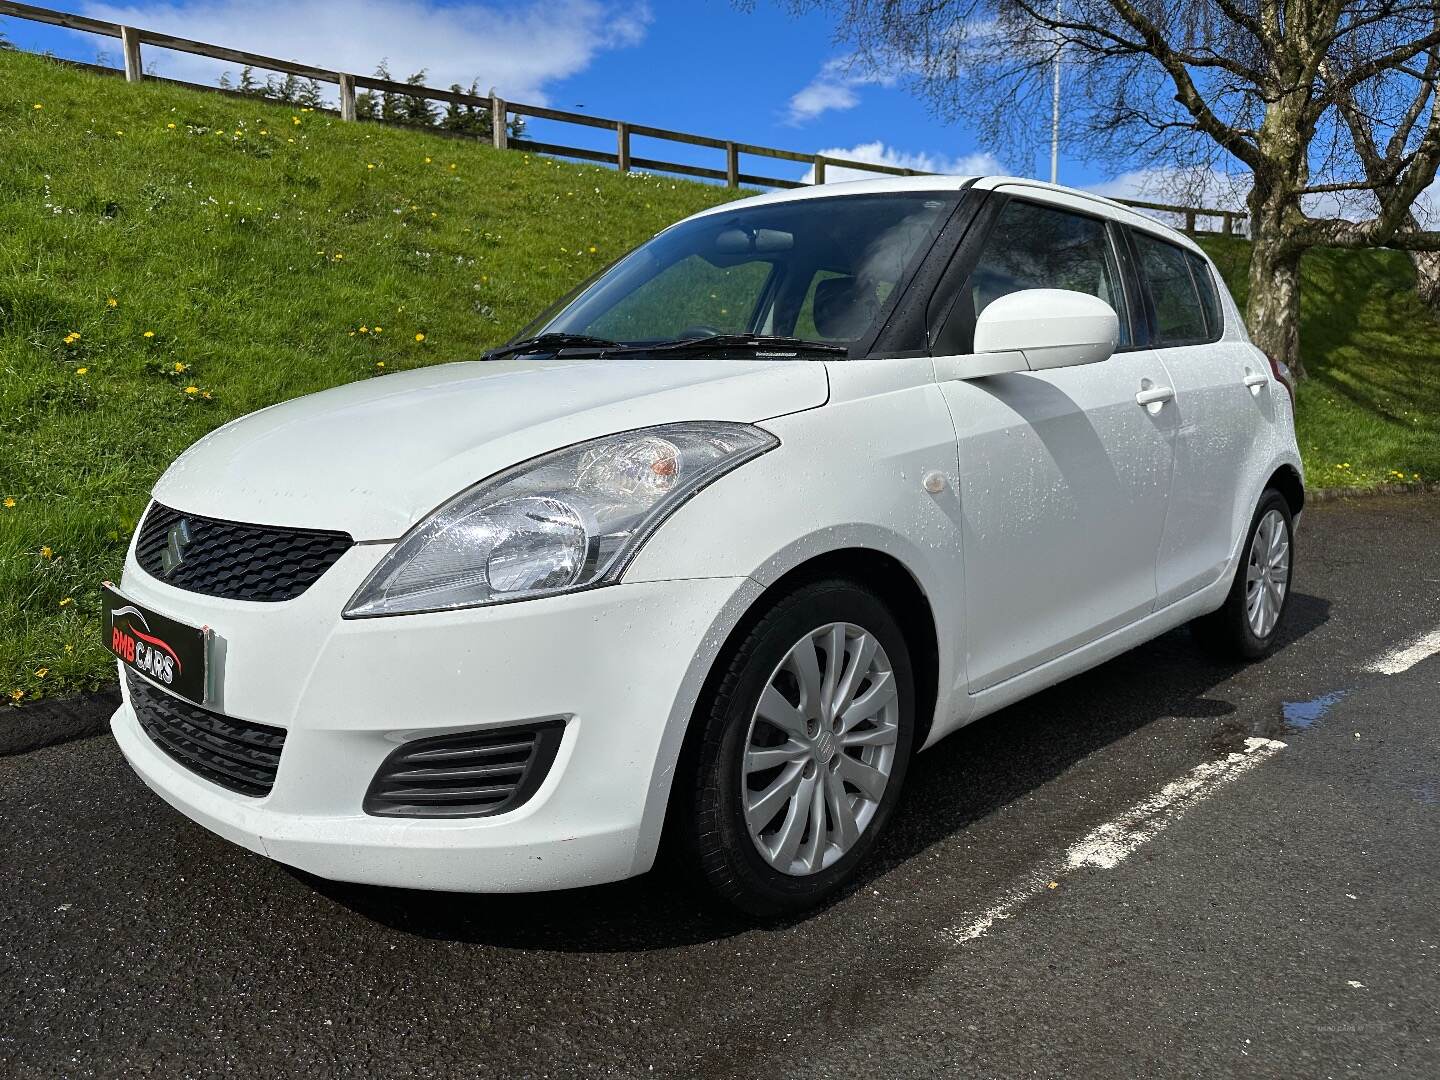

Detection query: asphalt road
xmin=2 ymin=496 xmax=1438 ymax=1079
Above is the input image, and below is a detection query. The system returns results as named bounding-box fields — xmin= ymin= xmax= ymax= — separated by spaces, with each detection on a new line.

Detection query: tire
xmin=675 ymin=578 xmax=916 ymax=917
xmin=1191 ymin=489 xmax=1295 ymax=660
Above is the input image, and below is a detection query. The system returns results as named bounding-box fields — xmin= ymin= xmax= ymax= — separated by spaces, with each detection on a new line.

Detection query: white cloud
xmin=800 ymin=141 xmax=1004 ymax=184
xmin=81 ymin=0 xmax=650 ymax=104
xmin=785 ymin=55 xmax=898 ymax=124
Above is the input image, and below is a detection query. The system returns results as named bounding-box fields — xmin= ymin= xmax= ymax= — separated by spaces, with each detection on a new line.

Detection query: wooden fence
xmin=1 ymin=0 xmax=1249 ymax=234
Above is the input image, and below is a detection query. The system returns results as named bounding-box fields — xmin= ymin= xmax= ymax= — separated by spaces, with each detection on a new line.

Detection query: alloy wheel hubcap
xmin=741 ymin=622 xmax=899 ymax=876
xmin=1245 ymin=508 xmax=1290 ymax=639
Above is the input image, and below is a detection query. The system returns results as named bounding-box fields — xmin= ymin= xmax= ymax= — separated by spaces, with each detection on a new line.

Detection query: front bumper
xmin=111 ymin=544 xmax=760 ymax=892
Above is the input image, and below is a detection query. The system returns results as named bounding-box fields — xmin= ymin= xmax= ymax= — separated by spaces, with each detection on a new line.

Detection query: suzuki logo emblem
xmin=160 ymin=519 xmax=194 ymax=576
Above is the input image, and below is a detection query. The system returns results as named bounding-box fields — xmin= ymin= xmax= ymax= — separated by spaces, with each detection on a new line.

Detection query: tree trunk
xmin=1409 ymin=249 xmax=1440 ymax=316
xmin=1245 ymin=230 xmax=1306 ymax=379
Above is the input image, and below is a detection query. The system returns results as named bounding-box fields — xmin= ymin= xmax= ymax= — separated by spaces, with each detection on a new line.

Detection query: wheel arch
xmin=1267 ymin=463 xmax=1305 ymax=517
xmin=654 ymin=546 xmax=944 ymax=871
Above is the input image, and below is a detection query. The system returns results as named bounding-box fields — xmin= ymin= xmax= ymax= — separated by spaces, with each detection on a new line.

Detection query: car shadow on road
xmin=307 ymin=592 xmax=1330 ymax=951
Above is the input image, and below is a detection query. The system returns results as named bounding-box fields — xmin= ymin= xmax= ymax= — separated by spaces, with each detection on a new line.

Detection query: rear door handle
xmin=1243 ymin=372 xmax=1269 ymax=388
xmin=1135 ymin=386 xmax=1175 ymax=407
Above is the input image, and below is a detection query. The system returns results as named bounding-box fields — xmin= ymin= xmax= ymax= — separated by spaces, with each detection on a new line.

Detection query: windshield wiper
xmin=645 ymin=334 xmax=848 ymax=356
xmin=482 ymin=333 xmax=624 ymax=361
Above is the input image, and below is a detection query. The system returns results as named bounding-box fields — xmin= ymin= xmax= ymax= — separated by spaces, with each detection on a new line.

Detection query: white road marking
xmin=945 ymin=737 xmax=1287 ymax=946
xmin=1066 ymin=737 xmax=1287 ymax=869
xmin=1367 ymin=627 xmax=1440 ymax=675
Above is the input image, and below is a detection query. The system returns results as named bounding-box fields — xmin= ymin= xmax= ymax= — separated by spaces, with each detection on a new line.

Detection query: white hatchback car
xmin=107 ymin=176 xmax=1302 ymax=914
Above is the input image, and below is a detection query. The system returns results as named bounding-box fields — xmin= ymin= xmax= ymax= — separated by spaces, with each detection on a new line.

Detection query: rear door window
xmin=1133 ymin=232 xmax=1211 ymax=345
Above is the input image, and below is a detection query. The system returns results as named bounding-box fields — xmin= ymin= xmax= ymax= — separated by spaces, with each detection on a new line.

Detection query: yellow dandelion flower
xmin=424 ymin=156 xmax=432 ymax=164
xmin=2 ymin=497 xmax=15 ymax=509
xmin=259 ymin=129 xmax=268 ymax=135
xmin=367 ymin=163 xmax=375 ymax=170
xmin=430 ymin=212 xmax=438 ymax=219
xmin=59 ymin=598 xmax=74 ymax=607
xmin=287 ymin=138 xmax=295 ymax=144
xmin=76 ymin=367 xmax=88 ymax=376
xmin=414 ymin=332 xmax=425 ymax=342
xmin=107 ymin=297 xmax=118 ymax=307
xmin=292 ymin=116 xmax=301 ymax=125
xmin=376 ymin=361 xmax=386 ymax=369
xmin=449 ymin=163 xmax=456 ymax=170
xmin=174 ymin=362 xmax=188 ymax=372
xmin=115 ymin=130 xmax=124 ymax=136
xmin=40 ymin=546 xmax=53 ymax=559
xmin=166 ymin=122 xmax=176 ymax=129
xmin=202 ymin=391 xmax=212 ymax=400
xmin=9 ymin=690 xmax=23 ymax=702
xmin=333 ymin=253 xmax=344 ymax=261
xmin=143 ymin=330 xmax=155 ymax=339
xmin=184 ymin=385 xmax=199 ymax=395
xmin=33 ymin=103 xmax=43 ymax=110
xmin=588 ymin=245 xmax=597 ymax=253
xmin=358 ymin=326 xmax=369 ymax=334
xmin=35 ymin=667 xmax=48 ymax=679
xmin=373 ymin=326 xmax=382 ymax=333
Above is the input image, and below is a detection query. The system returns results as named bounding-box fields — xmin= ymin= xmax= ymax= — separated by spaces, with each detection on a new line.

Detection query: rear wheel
xmin=677 ymin=579 xmax=915 ymax=916
xmin=1191 ymin=489 xmax=1294 ymax=660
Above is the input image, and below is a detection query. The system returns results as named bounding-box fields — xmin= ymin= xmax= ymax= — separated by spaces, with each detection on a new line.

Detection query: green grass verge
xmin=3 ymin=52 xmax=1438 ymax=703
xmin=1201 ymin=236 xmax=1440 ymax=491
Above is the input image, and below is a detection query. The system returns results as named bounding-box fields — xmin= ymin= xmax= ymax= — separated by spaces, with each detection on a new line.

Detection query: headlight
xmin=343 ymin=422 xmax=777 ymax=617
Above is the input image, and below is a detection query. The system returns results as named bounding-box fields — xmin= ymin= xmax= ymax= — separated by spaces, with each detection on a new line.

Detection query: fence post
xmin=617 ymin=121 xmax=630 ymax=173
xmin=725 ymin=142 xmax=739 ymax=188
xmin=491 ymin=95 xmax=508 ymax=151
xmin=337 ymin=74 xmax=357 ymax=121
xmin=813 ymin=155 xmax=826 ymax=184
xmin=1184 ymin=209 xmax=1197 ymax=235
xmin=1221 ymin=212 xmax=1233 ymax=237
xmin=120 ymin=26 xmax=142 ymax=82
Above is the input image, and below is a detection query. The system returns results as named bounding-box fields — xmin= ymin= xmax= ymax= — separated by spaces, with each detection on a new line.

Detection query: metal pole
xmin=1049 ymin=0 xmax=1061 ymax=185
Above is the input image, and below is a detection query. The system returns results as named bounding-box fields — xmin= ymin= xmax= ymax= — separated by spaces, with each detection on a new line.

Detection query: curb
xmin=1 ymin=685 xmax=120 ymax=757
xmin=1309 ymin=481 xmax=1440 ymax=502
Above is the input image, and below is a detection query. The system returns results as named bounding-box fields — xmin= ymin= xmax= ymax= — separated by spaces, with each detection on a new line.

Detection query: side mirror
xmin=972 ymin=289 xmax=1119 ymax=372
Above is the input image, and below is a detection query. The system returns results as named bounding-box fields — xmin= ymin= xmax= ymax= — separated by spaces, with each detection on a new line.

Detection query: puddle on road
xmin=1209 ymin=687 xmax=1357 ymax=753
xmin=1281 ymin=690 xmax=1351 ymax=730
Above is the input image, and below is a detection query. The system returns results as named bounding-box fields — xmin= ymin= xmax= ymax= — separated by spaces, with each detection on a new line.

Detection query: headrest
xmin=814 ymin=276 xmax=877 ymax=339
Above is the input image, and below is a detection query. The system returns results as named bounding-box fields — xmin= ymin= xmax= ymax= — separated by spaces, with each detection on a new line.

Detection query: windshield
xmin=523 ymin=192 xmax=957 ymax=350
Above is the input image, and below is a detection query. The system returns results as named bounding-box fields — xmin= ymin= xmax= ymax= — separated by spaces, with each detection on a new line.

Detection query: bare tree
xmin=766 ymin=1 xmax=1440 ymax=376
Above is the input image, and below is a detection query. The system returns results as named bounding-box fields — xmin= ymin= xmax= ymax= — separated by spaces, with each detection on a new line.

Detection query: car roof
xmin=684 ymin=174 xmax=1207 ymax=257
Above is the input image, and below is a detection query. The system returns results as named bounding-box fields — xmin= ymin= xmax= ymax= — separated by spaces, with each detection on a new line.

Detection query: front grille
xmin=135 ymin=501 xmax=353 ymax=602
xmin=126 ymin=670 xmax=286 ymax=797
xmin=365 ymin=720 xmax=566 ymax=818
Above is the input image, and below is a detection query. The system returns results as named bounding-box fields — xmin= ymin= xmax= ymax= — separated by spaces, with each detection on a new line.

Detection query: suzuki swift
xmin=107 ymin=176 xmax=1302 ymax=915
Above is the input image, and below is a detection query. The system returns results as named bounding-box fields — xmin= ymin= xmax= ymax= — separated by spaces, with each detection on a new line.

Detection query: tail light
xmin=1266 ymin=352 xmax=1297 ymax=412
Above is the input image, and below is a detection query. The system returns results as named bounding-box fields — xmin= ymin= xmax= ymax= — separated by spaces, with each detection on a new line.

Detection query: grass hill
xmin=2 ymin=50 xmax=1438 ymax=703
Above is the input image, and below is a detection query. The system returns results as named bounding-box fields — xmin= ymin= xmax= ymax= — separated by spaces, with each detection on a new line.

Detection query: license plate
xmin=101 ymin=583 xmax=211 ymax=705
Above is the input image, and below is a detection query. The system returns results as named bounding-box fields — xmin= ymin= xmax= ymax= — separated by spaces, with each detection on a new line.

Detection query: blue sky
xmin=2 ymin=0 xmax=1129 ymax=190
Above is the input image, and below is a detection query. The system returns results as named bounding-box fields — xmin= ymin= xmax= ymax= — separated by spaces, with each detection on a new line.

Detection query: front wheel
xmin=677 ymin=579 xmax=916 ymax=916
xmin=1191 ymin=489 xmax=1295 ymax=660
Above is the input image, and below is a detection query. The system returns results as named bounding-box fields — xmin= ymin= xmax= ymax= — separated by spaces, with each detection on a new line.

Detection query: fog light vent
xmin=363 ymin=720 xmax=565 ymax=818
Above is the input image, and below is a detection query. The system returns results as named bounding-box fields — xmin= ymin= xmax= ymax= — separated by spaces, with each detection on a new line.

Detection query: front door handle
xmin=1135 ymin=386 xmax=1175 ymax=407
xmin=1243 ymin=372 xmax=1269 ymax=389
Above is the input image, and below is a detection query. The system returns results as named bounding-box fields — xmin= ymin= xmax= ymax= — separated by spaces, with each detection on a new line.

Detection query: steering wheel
xmin=675 ymin=325 xmax=725 ymax=339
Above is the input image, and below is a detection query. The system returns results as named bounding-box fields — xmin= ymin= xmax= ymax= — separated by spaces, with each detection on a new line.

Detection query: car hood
xmin=152 ymin=355 xmax=828 ymax=540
